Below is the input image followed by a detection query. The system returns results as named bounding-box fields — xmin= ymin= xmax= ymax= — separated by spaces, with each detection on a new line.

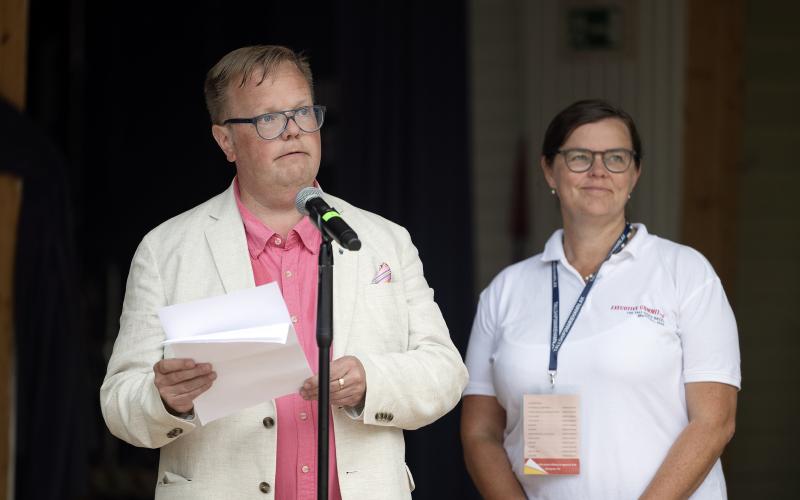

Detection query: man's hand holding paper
xmin=156 ymin=283 xmax=312 ymax=424
xmin=153 ymin=358 xmax=216 ymax=415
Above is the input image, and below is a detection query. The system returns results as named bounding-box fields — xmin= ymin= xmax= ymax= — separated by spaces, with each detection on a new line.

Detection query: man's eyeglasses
xmin=223 ymin=105 xmax=326 ymax=140
xmin=558 ymin=148 xmax=637 ymax=173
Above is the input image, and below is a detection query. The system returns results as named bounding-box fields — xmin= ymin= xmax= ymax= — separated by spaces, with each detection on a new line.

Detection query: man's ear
xmin=211 ymin=124 xmax=237 ymax=163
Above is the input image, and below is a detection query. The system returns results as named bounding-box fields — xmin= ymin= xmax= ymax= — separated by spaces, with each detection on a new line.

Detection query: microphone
xmin=295 ymin=187 xmax=361 ymax=251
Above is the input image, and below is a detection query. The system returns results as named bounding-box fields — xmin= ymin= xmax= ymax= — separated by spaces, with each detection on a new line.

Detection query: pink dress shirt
xmin=234 ymin=180 xmax=341 ymax=500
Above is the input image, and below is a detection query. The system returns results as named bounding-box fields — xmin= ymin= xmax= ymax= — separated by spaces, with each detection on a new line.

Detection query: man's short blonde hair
xmin=204 ymin=45 xmax=314 ymax=124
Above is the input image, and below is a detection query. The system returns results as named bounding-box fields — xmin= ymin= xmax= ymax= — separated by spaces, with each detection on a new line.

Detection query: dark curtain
xmin=332 ymin=3 xmax=477 ymax=499
xmin=0 ymin=97 xmax=87 ymax=500
xmin=22 ymin=0 xmax=477 ymax=497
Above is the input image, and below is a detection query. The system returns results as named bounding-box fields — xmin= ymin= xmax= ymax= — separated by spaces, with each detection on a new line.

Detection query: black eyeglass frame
xmin=557 ymin=148 xmax=638 ymax=173
xmin=223 ymin=105 xmax=326 ymax=140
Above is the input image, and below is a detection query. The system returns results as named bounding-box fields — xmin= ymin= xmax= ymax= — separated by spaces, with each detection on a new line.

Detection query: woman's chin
xmin=566 ymin=204 xmax=625 ymax=221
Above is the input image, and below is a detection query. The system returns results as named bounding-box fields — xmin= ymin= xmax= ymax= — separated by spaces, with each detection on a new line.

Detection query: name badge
xmin=522 ymin=393 xmax=580 ymax=475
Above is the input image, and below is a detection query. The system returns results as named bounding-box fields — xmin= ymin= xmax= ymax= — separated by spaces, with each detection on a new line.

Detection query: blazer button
xmin=166 ymin=427 xmax=183 ymax=438
xmin=262 ymin=417 xmax=275 ymax=429
xmin=259 ymin=481 xmax=271 ymax=493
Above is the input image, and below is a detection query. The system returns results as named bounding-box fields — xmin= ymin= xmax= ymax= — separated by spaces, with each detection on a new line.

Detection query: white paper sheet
xmin=157 ymin=283 xmax=313 ymax=425
xmin=158 ymin=282 xmax=292 ymax=341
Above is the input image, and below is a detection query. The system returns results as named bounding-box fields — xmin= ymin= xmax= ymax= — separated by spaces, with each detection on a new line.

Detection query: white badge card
xmin=522 ymin=393 xmax=580 ymax=475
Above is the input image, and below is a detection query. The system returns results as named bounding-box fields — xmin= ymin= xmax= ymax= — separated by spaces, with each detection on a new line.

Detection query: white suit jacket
xmin=100 ymin=183 xmax=468 ymax=500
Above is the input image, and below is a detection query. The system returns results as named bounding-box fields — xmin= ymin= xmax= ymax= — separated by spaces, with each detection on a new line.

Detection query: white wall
xmin=470 ymin=0 xmax=685 ymax=291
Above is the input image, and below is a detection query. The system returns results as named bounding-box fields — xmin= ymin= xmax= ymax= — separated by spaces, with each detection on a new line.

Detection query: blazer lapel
xmin=204 ymin=184 xmax=255 ymax=294
xmin=331 ymin=218 xmax=360 ymax=358
xmin=202 ymin=185 xmax=358 ymax=354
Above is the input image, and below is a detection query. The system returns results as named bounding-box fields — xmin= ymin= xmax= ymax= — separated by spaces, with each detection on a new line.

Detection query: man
xmin=100 ymin=45 xmax=468 ymax=500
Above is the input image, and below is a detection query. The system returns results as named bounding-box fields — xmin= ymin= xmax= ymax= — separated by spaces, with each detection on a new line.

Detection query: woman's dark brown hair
xmin=541 ymin=99 xmax=643 ymax=169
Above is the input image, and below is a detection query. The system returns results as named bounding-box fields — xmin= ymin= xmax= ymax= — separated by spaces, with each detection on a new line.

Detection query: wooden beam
xmin=0 ymin=0 xmax=28 ymax=108
xmin=0 ymin=0 xmax=28 ymax=497
xmin=681 ymin=0 xmax=744 ymax=293
xmin=0 ymin=175 xmax=22 ymax=500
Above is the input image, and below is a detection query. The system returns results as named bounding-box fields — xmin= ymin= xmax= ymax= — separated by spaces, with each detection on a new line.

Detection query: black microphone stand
xmin=316 ymin=212 xmax=333 ymax=500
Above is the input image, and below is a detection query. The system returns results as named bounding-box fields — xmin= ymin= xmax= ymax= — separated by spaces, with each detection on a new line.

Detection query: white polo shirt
xmin=464 ymin=224 xmax=741 ymax=500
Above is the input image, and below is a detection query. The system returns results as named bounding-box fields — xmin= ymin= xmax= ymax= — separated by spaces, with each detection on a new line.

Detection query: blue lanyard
xmin=548 ymin=223 xmax=632 ymax=386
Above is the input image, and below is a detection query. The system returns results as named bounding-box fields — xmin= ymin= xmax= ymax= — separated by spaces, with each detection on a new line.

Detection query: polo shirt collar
xmin=540 ymin=223 xmax=649 ymax=263
xmin=541 ymin=229 xmax=566 ymax=263
xmin=620 ymin=223 xmax=648 ymax=259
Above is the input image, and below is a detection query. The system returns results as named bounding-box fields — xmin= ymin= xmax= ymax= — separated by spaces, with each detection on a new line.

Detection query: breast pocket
xmin=362 ymin=282 xmax=401 ymax=298
xmin=351 ymin=283 xmax=408 ymax=352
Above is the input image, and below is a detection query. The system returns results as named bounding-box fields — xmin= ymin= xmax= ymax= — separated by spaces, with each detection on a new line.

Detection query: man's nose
xmin=281 ymin=115 xmax=302 ymax=138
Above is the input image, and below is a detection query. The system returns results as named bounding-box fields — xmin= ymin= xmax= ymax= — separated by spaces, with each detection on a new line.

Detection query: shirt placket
xmin=282 ymin=236 xmax=317 ymax=499
xmin=295 ymin=396 xmax=317 ymax=498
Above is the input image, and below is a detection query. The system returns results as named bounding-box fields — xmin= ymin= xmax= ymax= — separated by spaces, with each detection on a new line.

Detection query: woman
xmin=461 ymin=99 xmax=740 ymax=499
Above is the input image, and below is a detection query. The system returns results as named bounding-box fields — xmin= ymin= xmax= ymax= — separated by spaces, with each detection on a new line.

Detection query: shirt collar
xmin=541 ymin=229 xmax=566 ymax=263
xmin=540 ymin=223 xmax=648 ymax=263
xmin=620 ymin=223 xmax=647 ymax=259
xmin=233 ymin=177 xmax=321 ymax=258
xmin=293 ymin=216 xmax=322 ymax=254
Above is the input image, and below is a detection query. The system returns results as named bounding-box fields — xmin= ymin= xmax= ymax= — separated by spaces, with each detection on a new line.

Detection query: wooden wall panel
xmin=0 ymin=0 xmax=28 ymax=498
xmin=724 ymin=2 xmax=800 ymax=497
xmin=681 ymin=0 xmax=744 ymax=291
xmin=0 ymin=0 xmax=28 ymax=107
xmin=0 ymin=176 xmax=21 ymax=500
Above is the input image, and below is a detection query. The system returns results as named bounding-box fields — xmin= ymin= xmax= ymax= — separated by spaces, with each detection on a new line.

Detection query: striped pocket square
xmin=371 ymin=262 xmax=392 ymax=284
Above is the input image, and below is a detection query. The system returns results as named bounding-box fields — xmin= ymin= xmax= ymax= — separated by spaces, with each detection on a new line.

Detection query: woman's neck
xmin=561 ymin=216 xmax=627 ymax=280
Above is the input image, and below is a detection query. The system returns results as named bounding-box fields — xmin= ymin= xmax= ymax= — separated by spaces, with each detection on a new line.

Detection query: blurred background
xmin=1 ymin=0 xmax=798 ymax=498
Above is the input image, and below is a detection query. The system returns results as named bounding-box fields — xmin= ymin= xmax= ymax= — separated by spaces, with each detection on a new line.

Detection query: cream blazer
xmin=100 ymin=183 xmax=468 ymax=500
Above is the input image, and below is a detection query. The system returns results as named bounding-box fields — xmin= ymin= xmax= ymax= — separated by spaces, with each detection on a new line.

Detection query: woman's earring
xmin=627 ymin=193 xmax=632 ymax=200
xmin=551 ymin=189 xmax=556 ymax=195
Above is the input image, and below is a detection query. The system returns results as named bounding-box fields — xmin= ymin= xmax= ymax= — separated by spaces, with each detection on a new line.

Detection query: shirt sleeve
xmin=678 ymin=255 xmax=742 ymax=389
xmin=463 ymin=286 xmax=500 ymax=397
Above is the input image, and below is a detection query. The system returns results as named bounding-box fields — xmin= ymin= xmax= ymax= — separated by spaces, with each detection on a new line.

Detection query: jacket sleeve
xmin=356 ymin=226 xmax=468 ymax=430
xmin=99 ymin=235 xmax=197 ymax=448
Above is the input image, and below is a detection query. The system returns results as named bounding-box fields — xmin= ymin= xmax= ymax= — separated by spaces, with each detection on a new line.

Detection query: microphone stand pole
xmin=316 ymin=213 xmax=333 ymax=500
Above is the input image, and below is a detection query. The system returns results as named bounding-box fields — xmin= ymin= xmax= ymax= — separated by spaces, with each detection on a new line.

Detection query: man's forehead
xmin=224 ymin=67 xmax=311 ymax=114
xmin=237 ymin=61 xmax=305 ymax=89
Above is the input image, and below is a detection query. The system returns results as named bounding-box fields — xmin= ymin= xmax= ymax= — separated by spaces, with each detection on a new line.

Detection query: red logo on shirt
xmin=610 ymin=304 xmax=665 ymax=325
